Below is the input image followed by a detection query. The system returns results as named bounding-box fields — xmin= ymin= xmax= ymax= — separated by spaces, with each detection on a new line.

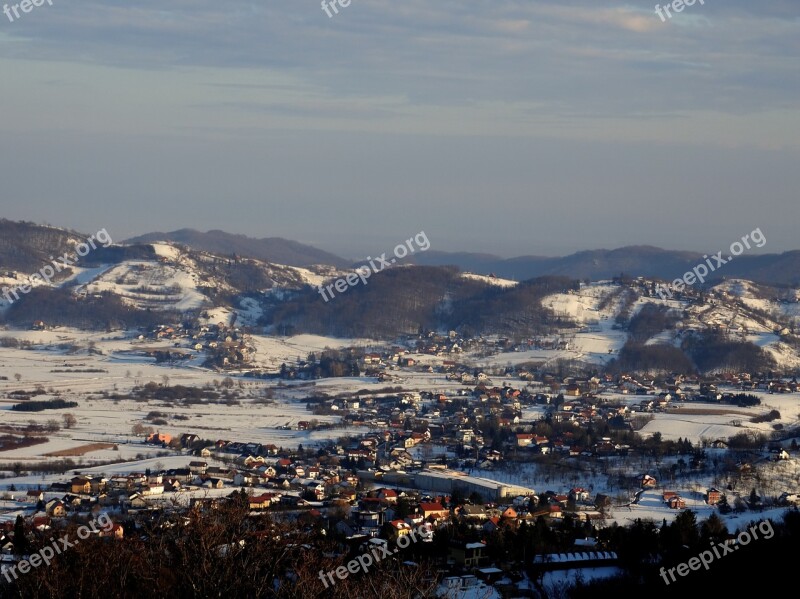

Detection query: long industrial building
xmin=413 ymin=470 xmax=535 ymax=502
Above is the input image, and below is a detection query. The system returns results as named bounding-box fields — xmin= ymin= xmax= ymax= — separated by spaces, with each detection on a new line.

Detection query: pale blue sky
xmin=0 ymin=1 xmax=798 ymax=258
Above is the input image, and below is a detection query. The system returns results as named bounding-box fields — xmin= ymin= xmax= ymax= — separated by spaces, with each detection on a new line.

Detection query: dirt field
xmin=671 ymin=408 xmax=754 ymax=417
xmin=44 ymin=443 xmax=116 ymax=457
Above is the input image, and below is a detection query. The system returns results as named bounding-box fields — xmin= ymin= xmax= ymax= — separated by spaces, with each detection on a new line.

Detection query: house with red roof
xmin=419 ymin=502 xmax=449 ymax=521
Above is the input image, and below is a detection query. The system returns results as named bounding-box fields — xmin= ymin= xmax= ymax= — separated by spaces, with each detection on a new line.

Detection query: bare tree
xmin=62 ymin=413 xmax=77 ymax=429
xmin=132 ymin=422 xmax=154 ymax=437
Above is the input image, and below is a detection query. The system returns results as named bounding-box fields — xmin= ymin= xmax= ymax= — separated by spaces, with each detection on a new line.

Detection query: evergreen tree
xmin=13 ymin=515 xmax=26 ymax=554
xmin=670 ymin=509 xmax=699 ymax=548
xmin=700 ymin=513 xmax=727 ymax=543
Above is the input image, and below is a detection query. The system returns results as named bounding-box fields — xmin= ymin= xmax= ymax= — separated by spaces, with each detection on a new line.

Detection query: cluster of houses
xmin=134 ymin=322 xmax=255 ymax=368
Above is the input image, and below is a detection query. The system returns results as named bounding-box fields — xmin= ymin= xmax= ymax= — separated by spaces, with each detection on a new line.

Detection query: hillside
xmin=0 ymin=220 xmax=798 ymax=372
xmin=0 ymin=219 xmax=86 ymax=273
xmin=126 ymin=229 xmax=351 ymax=269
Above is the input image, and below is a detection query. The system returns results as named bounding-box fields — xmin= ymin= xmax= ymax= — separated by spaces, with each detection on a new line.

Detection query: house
xmin=453 ymin=428 xmax=475 ymax=444
xmin=232 ymin=472 xmax=253 ymax=487
xmin=249 ymin=493 xmax=275 ymax=510
xmin=189 ymin=461 xmax=208 ymax=474
xmin=165 ymin=468 xmax=192 ymax=483
xmin=668 ymin=496 xmax=686 ymax=509
xmin=99 ymin=523 xmax=124 ymax=539
xmin=108 ymin=476 xmax=134 ymax=492
xmin=450 ymin=541 xmax=486 ymax=567
xmin=641 ymin=474 xmax=657 ymax=488
xmin=201 ymin=478 xmax=225 ymax=489
xmin=459 ymin=504 xmax=488 ymax=521
xmin=45 ymin=499 xmax=66 ymax=517
xmin=180 ymin=433 xmax=200 ymax=448
xmin=516 ymin=433 xmax=535 ymax=448
xmin=50 ymin=482 xmax=71 ymax=493
xmin=389 ymin=520 xmax=413 ymax=537
xmin=419 ymin=502 xmax=449 ymax=521
xmin=352 ymin=505 xmax=387 ymax=531
xmin=146 ymin=432 xmax=172 ymax=445
xmin=569 ymin=488 xmax=590 ymax=503
xmin=706 ymin=488 xmax=723 ymax=506
xmin=377 ymin=489 xmax=398 ymax=504
xmin=127 ymin=494 xmax=150 ymax=509
xmin=263 ymin=444 xmax=279 ymax=456
xmin=61 ymin=494 xmax=82 ymax=508
xmin=500 ymin=506 xmax=518 ymax=521
xmin=24 ymin=490 xmax=44 ymax=504
xmin=304 ymin=481 xmax=325 ymax=500
xmin=241 ymin=455 xmax=266 ymax=468
xmin=68 ymin=476 xmax=90 ymax=495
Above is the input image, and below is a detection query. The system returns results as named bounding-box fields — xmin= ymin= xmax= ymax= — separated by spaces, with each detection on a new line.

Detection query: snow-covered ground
xmin=460 ymin=273 xmax=517 ymax=288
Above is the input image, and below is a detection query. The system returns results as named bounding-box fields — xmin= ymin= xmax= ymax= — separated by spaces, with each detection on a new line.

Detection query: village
xmin=1 ymin=336 xmax=799 ymax=595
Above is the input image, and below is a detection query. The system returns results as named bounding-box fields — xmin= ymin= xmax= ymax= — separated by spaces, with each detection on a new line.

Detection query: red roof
xmin=249 ymin=494 xmax=274 ymax=502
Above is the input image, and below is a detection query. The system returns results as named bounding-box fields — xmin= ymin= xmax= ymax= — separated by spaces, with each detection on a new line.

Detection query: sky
xmin=0 ymin=1 xmax=798 ymax=260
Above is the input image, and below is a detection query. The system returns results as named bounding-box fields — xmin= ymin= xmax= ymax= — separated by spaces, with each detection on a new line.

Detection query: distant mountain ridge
xmin=126 ymin=229 xmax=351 ymax=269
xmin=3 ymin=219 xmax=800 ymax=287
xmin=413 ymin=246 xmax=800 ymax=287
